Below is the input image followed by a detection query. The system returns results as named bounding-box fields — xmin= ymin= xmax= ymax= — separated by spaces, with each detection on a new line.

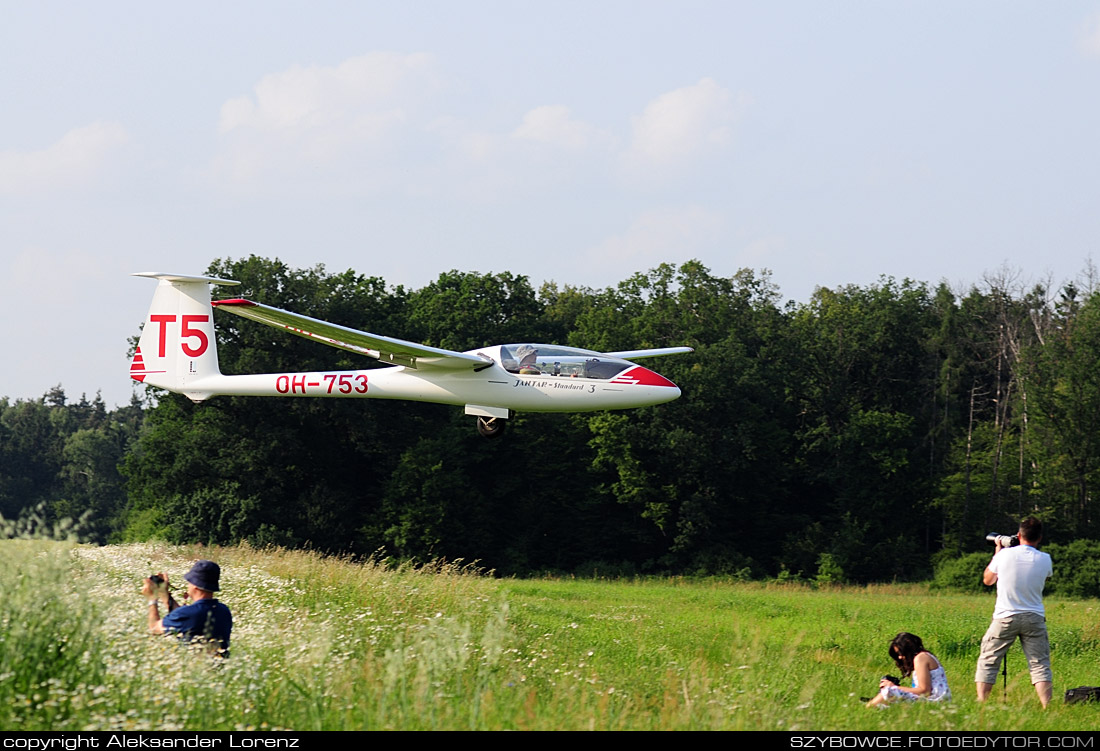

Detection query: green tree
xmin=408 ymin=270 xmax=547 ymax=351
xmin=575 ymin=262 xmax=795 ymax=574
xmin=124 ymin=258 xmax=416 ymax=550
xmin=1023 ymin=287 xmax=1100 ymax=538
xmin=784 ymin=279 xmax=939 ymax=580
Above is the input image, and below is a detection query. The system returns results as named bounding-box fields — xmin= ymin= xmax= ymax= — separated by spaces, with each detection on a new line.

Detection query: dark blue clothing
xmin=162 ymin=599 xmax=232 ymax=654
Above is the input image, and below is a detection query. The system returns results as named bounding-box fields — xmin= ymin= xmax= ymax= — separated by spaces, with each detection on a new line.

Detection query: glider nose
xmin=619 ymin=366 xmax=678 ymax=389
xmin=641 ymin=367 xmax=681 ymax=405
xmin=611 ymin=365 xmax=682 ymax=404
xmin=651 ymin=377 xmax=681 ymax=405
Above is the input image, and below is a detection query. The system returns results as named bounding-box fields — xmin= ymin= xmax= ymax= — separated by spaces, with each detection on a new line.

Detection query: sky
xmin=2 ymin=1 xmax=1099 ymax=408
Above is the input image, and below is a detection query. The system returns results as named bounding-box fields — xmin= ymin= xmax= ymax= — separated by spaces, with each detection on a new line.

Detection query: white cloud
xmin=588 ymin=206 xmax=725 ymax=272
xmin=210 ymin=52 xmax=438 ymax=189
xmin=208 ymin=59 xmax=738 ymax=200
xmin=511 ymin=105 xmax=606 ymax=151
xmin=1080 ymin=12 xmax=1100 ymax=58
xmin=437 ymin=105 xmax=608 ymax=166
xmin=219 ymin=52 xmax=436 ymax=133
xmin=419 ymin=106 xmax=613 ymax=202
xmin=446 ymin=81 xmax=742 ymax=199
xmin=621 ymin=78 xmax=741 ymax=179
xmin=0 ymin=122 xmax=129 ymax=194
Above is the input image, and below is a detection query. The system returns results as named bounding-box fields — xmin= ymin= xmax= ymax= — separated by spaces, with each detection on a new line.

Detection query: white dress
xmin=881 ymin=653 xmax=951 ymax=702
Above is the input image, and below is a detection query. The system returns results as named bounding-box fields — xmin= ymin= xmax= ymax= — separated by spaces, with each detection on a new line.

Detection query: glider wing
xmin=211 ymin=298 xmax=487 ymax=370
xmin=603 ymin=347 xmax=694 ymax=360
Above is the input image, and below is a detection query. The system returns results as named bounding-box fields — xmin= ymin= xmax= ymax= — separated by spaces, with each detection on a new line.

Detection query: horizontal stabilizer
xmin=133 ymin=272 xmax=240 ymax=286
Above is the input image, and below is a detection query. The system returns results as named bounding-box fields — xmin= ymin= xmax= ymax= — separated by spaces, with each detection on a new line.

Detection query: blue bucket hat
xmin=183 ymin=560 xmax=221 ymax=592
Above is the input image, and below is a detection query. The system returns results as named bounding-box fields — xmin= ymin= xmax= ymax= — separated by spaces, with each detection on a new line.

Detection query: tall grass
xmin=3 ymin=541 xmax=1099 ymax=730
xmin=0 ymin=541 xmax=110 ymax=729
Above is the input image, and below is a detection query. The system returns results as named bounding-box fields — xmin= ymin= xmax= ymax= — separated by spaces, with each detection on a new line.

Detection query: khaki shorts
xmin=974 ymin=612 xmax=1052 ymax=685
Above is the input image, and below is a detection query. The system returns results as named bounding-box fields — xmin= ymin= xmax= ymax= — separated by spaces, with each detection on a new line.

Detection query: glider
xmin=131 ymin=272 xmax=692 ymax=437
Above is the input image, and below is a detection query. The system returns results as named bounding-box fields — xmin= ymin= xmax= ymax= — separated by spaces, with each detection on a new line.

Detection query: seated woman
xmin=866 ymin=632 xmax=951 ymax=707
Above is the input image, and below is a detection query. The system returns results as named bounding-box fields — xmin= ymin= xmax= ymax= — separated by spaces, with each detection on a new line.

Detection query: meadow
xmin=3 ymin=540 xmax=1100 ymax=731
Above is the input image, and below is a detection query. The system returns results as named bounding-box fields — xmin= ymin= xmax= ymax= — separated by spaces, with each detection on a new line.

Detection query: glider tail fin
xmin=131 ymin=273 xmax=240 ymax=401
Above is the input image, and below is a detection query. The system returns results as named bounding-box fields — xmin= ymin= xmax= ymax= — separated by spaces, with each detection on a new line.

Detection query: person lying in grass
xmin=866 ymin=632 xmax=951 ymax=707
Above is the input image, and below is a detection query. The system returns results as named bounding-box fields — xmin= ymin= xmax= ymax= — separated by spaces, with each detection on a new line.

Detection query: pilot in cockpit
xmin=514 ymin=344 xmax=540 ymax=374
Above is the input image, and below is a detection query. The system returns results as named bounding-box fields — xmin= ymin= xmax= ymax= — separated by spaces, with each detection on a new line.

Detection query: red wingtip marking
xmin=212 ymin=298 xmax=257 ymax=307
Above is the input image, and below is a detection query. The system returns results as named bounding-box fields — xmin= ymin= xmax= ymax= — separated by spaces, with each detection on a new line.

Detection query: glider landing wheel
xmin=476 ymin=416 xmax=507 ymax=439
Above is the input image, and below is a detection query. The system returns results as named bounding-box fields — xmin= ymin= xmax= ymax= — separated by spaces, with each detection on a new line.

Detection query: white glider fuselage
xmin=151 ymin=356 xmax=680 ymax=412
xmin=130 ymin=273 xmax=689 ymax=432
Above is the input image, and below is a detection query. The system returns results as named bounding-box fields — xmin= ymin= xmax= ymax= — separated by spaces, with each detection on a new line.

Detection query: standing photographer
xmin=975 ymin=517 xmax=1052 ymax=707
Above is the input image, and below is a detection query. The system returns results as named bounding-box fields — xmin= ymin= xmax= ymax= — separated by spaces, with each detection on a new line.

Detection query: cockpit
xmin=494 ymin=344 xmax=632 ymax=380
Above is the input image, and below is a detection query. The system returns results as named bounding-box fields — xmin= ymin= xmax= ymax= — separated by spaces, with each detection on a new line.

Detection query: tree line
xmin=4 ymin=256 xmax=1100 ymax=582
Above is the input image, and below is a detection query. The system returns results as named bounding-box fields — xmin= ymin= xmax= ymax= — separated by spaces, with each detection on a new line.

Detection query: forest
xmin=4 ymin=255 xmax=1100 ymax=583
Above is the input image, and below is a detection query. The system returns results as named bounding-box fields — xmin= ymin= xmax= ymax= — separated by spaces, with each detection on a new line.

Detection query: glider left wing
xmin=211 ymin=298 xmax=488 ymax=370
xmin=604 ymin=347 xmax=694 ymax=359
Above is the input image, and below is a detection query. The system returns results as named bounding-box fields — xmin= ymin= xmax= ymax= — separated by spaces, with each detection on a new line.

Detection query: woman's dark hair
xmin=889 ymin=632 xmax=926 ymax=677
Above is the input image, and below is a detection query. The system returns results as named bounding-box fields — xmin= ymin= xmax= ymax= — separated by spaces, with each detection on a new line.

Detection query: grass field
xmin=3 ymin=540 xmax=1100 ymax=731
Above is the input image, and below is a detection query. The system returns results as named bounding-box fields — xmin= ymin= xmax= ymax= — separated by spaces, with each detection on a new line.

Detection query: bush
xmin=1043 ymin=540 xmax=1100 ymax=599
xmin=931 ymin=551 xmax=991 ymax=592
xmin=683 ymin=548 xmax=758 ymax=578
xmin=815 ymin=552 xmax=845 ymax=584
xmin=931 ymin=540 xmax=1100 ymax=599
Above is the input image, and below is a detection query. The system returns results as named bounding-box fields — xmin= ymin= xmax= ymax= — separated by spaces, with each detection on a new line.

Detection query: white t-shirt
xmin=989 ymin=544 xmax=1052 ymax=619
